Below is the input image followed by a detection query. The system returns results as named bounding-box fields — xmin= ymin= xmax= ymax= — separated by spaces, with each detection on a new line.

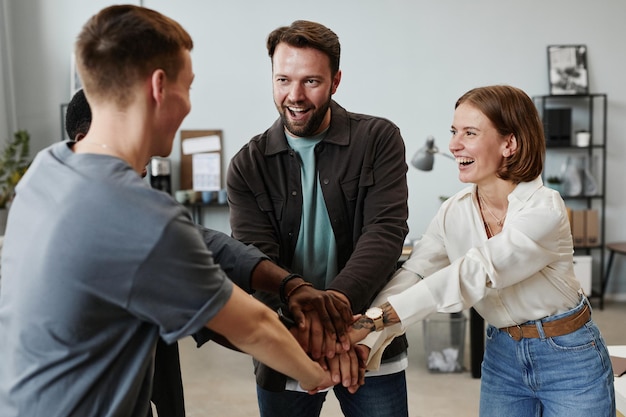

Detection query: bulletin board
xmin=179 ymin=129 xmax=223 ymax=191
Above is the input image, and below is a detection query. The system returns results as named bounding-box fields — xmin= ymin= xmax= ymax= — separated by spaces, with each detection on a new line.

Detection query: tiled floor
xmin=176 ymin=301 xmax=626 ymax=417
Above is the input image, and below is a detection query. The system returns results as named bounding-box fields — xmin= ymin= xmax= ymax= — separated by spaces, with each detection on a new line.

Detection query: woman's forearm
xmin=349 ymin=302 xmax=401 ymax=343
xmin=350 ymin=278 xmax=438 ymax=346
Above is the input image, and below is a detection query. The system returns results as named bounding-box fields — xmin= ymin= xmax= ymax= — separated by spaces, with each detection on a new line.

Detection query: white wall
xmin=4 ymin=0 xmax=626 ymax=295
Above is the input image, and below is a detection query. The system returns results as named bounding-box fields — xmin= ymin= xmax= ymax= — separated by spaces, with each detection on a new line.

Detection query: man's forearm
xmin=206 ymin=285 xmax=331 ymax=392
xmin=251 ymin=260 xmax=354 ymax=357
xmin=250 ymin=259 xmax=307 ymax=297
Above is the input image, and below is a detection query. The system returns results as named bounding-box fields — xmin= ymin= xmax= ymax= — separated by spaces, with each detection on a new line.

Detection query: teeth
xmin=456 ymin=157 xmax=474 ymax=165
xmin=288 ymin=107 xmax=306 ymax=113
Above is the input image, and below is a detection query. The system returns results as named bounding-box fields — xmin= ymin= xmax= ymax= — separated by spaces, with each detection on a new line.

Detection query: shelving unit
xmin=185 ymin=201 xmax=229 ymax=226
xmin=533 ymin=93 xmax=608 ymax=307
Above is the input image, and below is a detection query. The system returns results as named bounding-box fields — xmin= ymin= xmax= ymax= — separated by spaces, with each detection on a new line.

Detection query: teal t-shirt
xmin=285 ymin=132 xmax=338 ymax=288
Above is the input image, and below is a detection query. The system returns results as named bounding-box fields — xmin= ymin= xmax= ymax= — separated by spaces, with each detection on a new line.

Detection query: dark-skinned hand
xmin=288 ymin=286 xmax=353 ymax=358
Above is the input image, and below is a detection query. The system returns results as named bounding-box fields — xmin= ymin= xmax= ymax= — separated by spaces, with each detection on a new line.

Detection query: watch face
xmin=366 ymin=307 xmax=383 ymax=319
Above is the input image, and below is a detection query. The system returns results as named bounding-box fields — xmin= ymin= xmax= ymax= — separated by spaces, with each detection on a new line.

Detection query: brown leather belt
xmin=500 ymin=304 xmax=591 ymax=341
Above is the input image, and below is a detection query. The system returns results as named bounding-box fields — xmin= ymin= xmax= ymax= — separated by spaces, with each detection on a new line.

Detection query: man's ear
xmin=151 ymin=69 xmax=166 ymax=104
xmin=331 ymin=70 xmax=342 ymax=95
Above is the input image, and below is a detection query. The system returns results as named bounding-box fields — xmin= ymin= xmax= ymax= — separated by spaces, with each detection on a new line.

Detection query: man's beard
xmin=277 ymin=96 xmax=331 ymax=138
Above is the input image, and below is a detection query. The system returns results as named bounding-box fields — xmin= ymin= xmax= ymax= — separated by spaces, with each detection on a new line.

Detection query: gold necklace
xmin=478 ymin=192 xmax=506 ymax=227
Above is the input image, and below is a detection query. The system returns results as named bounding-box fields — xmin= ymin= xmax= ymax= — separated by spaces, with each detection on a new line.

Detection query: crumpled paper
xmin=427 ymin=347 xmax=461 ymax=372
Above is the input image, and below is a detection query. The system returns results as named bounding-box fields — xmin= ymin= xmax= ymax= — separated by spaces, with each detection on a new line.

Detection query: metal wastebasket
xmin=423 ymin=312 xmax=467 ymax=373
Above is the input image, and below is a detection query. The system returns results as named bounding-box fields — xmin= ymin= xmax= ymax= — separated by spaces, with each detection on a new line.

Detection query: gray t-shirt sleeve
xmin=192 ymin=226 xmax=269 ymax=348
xmin=130 ymin=217 xmax=234 ymax=344
xmin=196 ymin=225 xmax=268 ymax=293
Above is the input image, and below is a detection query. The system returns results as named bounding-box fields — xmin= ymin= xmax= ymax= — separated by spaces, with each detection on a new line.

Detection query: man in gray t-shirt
xmin=0 ymin=6 xmax=346 ymax=417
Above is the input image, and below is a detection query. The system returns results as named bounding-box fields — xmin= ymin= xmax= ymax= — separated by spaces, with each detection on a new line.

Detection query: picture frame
xmin=547 ymin=45 xmax=589 ymax=95
xmin=179 ymin=130 xmax=224 ymax=191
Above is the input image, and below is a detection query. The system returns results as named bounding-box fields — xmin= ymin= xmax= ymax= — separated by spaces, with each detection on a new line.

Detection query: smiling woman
xmin=351 ymin=85 xmax=616 ymax=417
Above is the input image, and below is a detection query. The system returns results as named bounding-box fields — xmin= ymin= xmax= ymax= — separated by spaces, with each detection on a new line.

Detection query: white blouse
xmin=362 ymin=177 xmax=582 ymax=369
xmin=389 ymin=178 xmax=580 ymax=327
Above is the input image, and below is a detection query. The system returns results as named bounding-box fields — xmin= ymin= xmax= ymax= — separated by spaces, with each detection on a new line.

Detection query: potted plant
xmin=0 ymin=129 xmax=31 ymax=210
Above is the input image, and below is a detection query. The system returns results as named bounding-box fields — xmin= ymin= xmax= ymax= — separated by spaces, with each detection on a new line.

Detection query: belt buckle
xmin=507 ymin=325 xmax=523 ymax=341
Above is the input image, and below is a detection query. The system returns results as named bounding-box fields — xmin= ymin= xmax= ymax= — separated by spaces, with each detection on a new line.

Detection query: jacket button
xmin=291 ymin=191 xmax=297 ymax=196
xmin=322 ymin=178 xmax=329 ymax=185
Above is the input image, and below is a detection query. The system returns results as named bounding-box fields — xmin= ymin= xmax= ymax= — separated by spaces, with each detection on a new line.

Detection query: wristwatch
xmin=365 ymin=307 xmax=384 ymax=332
xmin=277 ymin=307 xmax=296 ymax=329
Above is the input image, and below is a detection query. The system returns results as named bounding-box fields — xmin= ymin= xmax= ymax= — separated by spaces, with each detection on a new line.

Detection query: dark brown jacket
xmin=227 ymin=100 xmax=409 ymax=391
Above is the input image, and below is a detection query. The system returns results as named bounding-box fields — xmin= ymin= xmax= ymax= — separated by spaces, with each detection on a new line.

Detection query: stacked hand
xmin=287 ymin=286 xmax=369 ymax=393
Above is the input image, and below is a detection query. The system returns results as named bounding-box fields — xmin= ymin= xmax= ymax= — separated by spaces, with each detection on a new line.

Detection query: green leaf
xmin=0 ymin=130 xmax=31 ymax=208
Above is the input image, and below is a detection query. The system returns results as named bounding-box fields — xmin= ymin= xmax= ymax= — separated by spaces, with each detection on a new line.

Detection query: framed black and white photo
xmin=547 ymin=45 xmax=588 ymax=95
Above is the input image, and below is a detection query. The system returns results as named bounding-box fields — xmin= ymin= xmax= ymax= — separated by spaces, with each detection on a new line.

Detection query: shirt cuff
xmin=360 ymin=323 xmax=405 ymax=371
xmin=388 ymin=281 xmax=437 ymax=329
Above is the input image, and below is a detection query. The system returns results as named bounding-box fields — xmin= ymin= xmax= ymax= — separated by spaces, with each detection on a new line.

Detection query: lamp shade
xmin=411 ymin=136 xmax=437 ymax=171
xmin=410 ymin=136 xmax=454 ymax=171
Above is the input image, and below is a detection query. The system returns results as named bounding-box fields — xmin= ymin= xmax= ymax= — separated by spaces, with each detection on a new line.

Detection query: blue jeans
xmin=256 ymin=371 xmax=408 ymax=417
xmin=480 ymin=298 xmax=615 ymax=417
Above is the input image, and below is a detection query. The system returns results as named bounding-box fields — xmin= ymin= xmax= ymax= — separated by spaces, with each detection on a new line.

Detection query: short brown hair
xmin=266 ymin=20 xmax=340 ymax=76
xmin=75 ymin=5 xmax=193 ymax=107
xmin=455 ymin=85 xmax=545 ymax=183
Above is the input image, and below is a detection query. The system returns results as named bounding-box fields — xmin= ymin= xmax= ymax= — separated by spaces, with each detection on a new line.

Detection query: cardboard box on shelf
xmin=571 ymin=209 xmax=586 ymax=247
xmin=585 ymin=209 xmax=599 ymax=247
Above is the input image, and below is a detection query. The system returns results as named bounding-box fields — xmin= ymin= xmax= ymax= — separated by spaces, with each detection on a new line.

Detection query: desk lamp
xmin=410 ymin=135 xmax=455 ymax=171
